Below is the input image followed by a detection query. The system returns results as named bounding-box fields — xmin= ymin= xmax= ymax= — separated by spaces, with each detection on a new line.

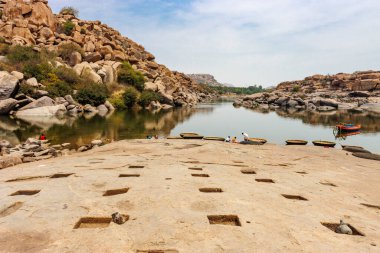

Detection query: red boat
xmin=335 ymin=124 xmax=361 ymax=132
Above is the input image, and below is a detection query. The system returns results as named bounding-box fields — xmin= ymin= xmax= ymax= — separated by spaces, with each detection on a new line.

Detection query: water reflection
xmin=1 ymin=102 xmax=379 ymax=151
xmin=252 ymin=107 xmax=380 ymax=133
xmin=0 ymin=106 xmax=214 ymax=148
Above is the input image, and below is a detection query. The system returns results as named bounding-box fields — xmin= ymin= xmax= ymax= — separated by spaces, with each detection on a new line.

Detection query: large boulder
xmin=18 ymin=96 xmax=55 ymax=111
xmin=0 ymin=98 xmax=18 ymax=115
xmin=0 ymin=155 xmax=23 ymax=170
xmin=0 ymin=71 xmax=20 ymax=100
xmin=73 ymin=62 xmax=103 ymax=84
xmin=16 ymin=104 xmax=67 ymax=117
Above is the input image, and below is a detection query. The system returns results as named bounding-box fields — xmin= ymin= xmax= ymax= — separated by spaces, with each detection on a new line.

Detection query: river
xmin=1 ymin=102 xmax=380 ymax=152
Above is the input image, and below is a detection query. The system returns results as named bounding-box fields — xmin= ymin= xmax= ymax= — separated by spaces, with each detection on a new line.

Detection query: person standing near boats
xmin=242 ymin=132 xmax=249 ymax=141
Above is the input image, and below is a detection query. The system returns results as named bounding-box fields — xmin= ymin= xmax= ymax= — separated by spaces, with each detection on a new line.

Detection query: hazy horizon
xmin=50 ymin=0 xmax=380 ymax=87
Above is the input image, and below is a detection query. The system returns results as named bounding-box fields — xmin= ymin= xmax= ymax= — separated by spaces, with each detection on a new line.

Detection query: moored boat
xmin=286 ymin=140 xmax=308 ymax=145
xmin=203 ymin=137 xmax=226 ymax=141
xmin=336 ymin=124 xmax=361 ymax=132
xmin=181 ymin=134 xmax=204 ymax=140
xmin=312 ymin=141 xmax=336 ymax=148
xmin=180 ymin=133 xmax=199 ymax=138
xmin=249 ymin=138 xmax=267 ymax=144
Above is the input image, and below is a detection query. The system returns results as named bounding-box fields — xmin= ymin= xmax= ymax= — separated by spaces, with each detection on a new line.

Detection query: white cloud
xmin=49 ymin=0 xmax=380 ymax=86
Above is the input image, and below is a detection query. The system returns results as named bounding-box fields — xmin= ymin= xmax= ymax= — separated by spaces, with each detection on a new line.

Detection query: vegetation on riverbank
xmin=0 ymin=42 xmax=164 ymax=109
xmin=204 ymin=84 xmax=265 ymax=95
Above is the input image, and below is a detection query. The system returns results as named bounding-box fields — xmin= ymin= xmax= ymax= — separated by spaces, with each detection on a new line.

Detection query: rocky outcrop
xmin=276 ymin=71 xmax=380 ymax=92
xmin=234 ymin=90 xmax=380 ymax=114
xmin=16 ymin=104 xmax=67 ymax=117
xmin=188 ymin=74 xmax=225 ymax=87
xmin=0 ymin=0 xmax=211 ymax=107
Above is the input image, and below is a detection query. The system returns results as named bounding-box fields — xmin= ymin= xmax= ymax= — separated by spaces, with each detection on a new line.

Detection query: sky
xmin=49 ymin=0 xmax=380 ymax=87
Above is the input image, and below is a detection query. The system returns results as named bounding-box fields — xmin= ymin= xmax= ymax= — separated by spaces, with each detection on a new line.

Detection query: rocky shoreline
xmin=234 ymin=90 xmax=380 ymax=114
xmin=0 ymin=137 xmax=106 ymax=169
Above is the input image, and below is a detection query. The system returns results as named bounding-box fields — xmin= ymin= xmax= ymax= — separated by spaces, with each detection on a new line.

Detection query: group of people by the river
xmin=226 ymin=132 xmax=249 ymax=143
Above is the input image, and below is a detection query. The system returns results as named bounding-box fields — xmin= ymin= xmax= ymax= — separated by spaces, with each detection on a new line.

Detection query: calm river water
xmin=1 ymin=102 xmax=380 ymax=152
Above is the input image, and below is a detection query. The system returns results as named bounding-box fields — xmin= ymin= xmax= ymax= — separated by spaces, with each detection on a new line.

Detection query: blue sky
xmin=49 ymin=0 xmax=380 ymax=87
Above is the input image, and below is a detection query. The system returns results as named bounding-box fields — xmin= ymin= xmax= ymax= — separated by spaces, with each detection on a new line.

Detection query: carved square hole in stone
xmin=199 ymin=188 xmax=223 ymax=193
xmin=73 ymin=217 xmax=112 ymax=229
xmin=320 ymin=182 xmax=337 ymax=187
xmin=119 ymin=174 xmax=140 ymax=177
xmin=282 ymin=194 xmax=308 ymax=201
xmin=50 ymin=173 xmax=74 ymax=179
xmin=208 ymin=215 xmax=241 ymax=226
xmin=361 ymin=203 xmax=380 ymax=210
xmin=296 ymin=171 xmax=308 ymax=174
xmin=255 ymin=179 xmax=274 ymax=183
xmin=241 ymin=169 xmax=256 ymax=174
xmin=192 ymin=174 xmax=209 ymax=177
xmin=129 ymin=165 xmax=144 ymax=169
xmin=321 ymin=222 xmax=365 ymax=236
xmin=10 ymin=190 xmax=40 ymax=196
xmin=189 ymin=167 xmax=203 ymax=171
xmin=103 ymin=188 xmax=129 ymax=196
xmin=136 ymin=250 xmax=179 ymax=253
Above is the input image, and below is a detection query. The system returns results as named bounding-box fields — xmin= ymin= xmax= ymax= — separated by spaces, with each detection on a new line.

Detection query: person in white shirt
xmin=225 ymin=136 xmax=231 ymax=142
xmin=242 ymin=132 xmax=249 ymax=141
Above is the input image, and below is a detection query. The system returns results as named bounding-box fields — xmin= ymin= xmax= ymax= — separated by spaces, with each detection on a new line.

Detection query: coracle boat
xmin=286 ymin=140 xmax=308 ymax=145
xmin=240 ymin=140 xmax=264 ymax=145
xmin=312 ymin=141 xmax=336 ymax=148
xmin=180 ymin=133 xmax=199 ymax=138
xmin=248 ymin=138 xmax=267 ymax=144
xmin=181 ymin=134 xmax=204 ymax=140
xmin=203 ymin=137 xmax=226 ymax=142
xmin=336 ymin=124 xmax=361 ymax=132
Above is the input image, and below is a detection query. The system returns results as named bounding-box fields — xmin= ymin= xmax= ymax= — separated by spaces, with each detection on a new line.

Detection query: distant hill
xmin=188 ymin=74 xmax=232 ymax=87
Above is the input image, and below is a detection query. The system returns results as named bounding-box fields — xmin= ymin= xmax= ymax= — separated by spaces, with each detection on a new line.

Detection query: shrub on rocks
xmin=62 ymin=20 xmax=75 ymax=36
xmin=138 ymin=90 xmax=162 ymax=108
xmin=109 ymin=91 xmax=127 ymax=110
xmin=6 ymin=46 xmax=37 ymax=65
xmin=58 ymin=43 xmax=84 ymax=62
xmin=118 ymin=62 xmax=145 ymax=92
xmin=46 ymin=81 xmax=73 ymax=98
xmin=122 ymin=87 xmax=138 ymax=108
xmin=75 ymin=83 xmax=109 ymax=106
xmin=59 ymin=6 xmax=79 ymax=17
xmin=23 ymin=62 xmax=53 ymax=82
xmin=55 ymin=66 xmax=81 ymax=85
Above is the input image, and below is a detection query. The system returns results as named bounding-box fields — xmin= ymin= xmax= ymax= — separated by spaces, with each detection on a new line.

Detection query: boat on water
xmin=312 ymin=141 xmax=336 ymax=148
xmin=336 ymin=124 xmax=361 ymax=132
xmin=286 ymin=140 xmax=308 ymax=145
xmin=181 ymin=134 xmax=204 ymax=140
xmin=203 ymin=137 xmax=226 ymax=141
xmin=248 ymin=138 xmax=267 ymax=144
xmin=180 ymin=133 xmax=200 ymax=137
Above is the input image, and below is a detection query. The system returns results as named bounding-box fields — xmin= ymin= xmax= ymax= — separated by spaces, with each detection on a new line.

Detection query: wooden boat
xmin=181 ymin=134 xmax=204 ymax=140
xmin=240 ymin=140 xmax=264 ymax=145
xmin=249 ymin=138 xmax=267 ymax=144
xmin=286 ymin=140 xmax=308 ymax=145
xmin=180 ymin=133 xmax=199 ymax=138
xmin=312 ymin=141 xmax=336 ymax=148
xmin=336 ymin=124 xmax=361 ymax=132
xmin=203 ymin=137 xmax=226 ymax=141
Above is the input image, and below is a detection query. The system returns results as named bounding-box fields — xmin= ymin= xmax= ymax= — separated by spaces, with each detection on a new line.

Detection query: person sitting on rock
xmin=39 ymin=133 xmax=46 ymax=141
xmin=232 ymin=137 xmax=237 ymax=143
xmin=225 ymin=136 xmax=231 ymax=142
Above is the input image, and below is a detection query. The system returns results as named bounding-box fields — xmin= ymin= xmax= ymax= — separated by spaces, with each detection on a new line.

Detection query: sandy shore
xmin=0 ymin=139 xmax=379 ymax=253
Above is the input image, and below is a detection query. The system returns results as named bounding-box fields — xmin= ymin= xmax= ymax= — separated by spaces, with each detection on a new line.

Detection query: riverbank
xmin=0 ymin=139 xmax=379 ymax=252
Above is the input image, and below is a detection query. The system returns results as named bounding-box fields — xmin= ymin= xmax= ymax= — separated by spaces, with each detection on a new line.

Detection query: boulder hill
xmin=0 ymin=0 xmax=210 ymax=107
